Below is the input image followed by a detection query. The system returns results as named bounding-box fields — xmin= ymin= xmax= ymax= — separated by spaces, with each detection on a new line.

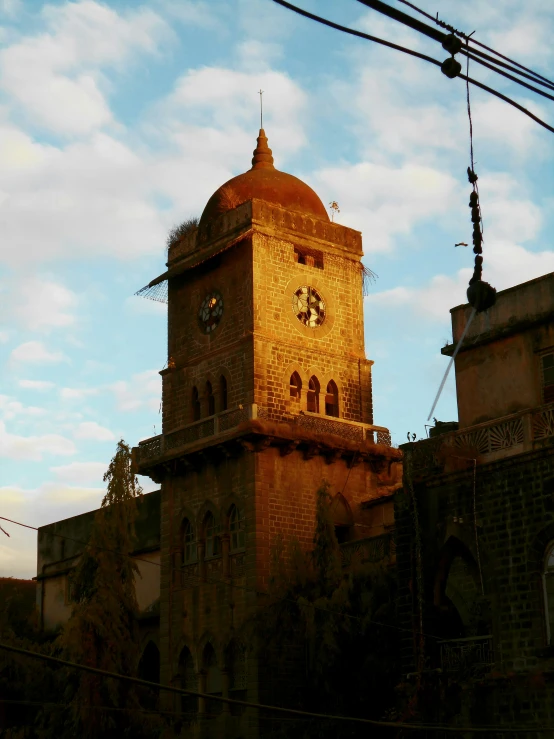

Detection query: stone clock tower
xmin=134 ymin=130 xmax=401 ymax=737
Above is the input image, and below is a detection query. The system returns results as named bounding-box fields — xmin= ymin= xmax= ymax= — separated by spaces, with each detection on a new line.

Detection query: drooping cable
xmin=268 ymin=0 xmax=554 ymax=134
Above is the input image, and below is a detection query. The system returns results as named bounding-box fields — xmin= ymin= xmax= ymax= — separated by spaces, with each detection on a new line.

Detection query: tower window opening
xmin=334 ymin=525 xmax=350 ymax=544
xmin=307 ymin=376 xmax=320 ymax=413
xmin=294 ymin=246 xmax=324 ymax=270
xmin=204 ymin=643 xmax=222 ymax=714
xmin=289 ymin=372 xmax=302 ymax=401
xmin=192 ymin=386 xmax=201 ymax=422
xmin=178 ymin=647 xmax=197 ymax=717
xmin=542 ymin=353 xmax=554 ymax=404
xmin=204 ymin=512 xmax=220 ymax=558
xmin=205 ymin=381 xmax=215 ymax=416
xmin=220 ymin=375 xmax=228 ymax=412
xmin=325 ymin=380 xmax=339 ymax=417
xmin=181 ymin=518 xmax=197 ymax=565
xmin=229 ymin=505 xmax=245 ymax=551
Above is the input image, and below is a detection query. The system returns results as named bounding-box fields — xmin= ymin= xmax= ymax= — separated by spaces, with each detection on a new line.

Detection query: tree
xmin=258 ymin=481 xmax=400 ymax=738
xmin=37 ymin=439 xmax=163 ymax=739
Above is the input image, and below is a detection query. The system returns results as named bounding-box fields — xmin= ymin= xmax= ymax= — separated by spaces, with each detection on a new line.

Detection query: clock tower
xmin=134 ymin=129 xmax=401 ymax=737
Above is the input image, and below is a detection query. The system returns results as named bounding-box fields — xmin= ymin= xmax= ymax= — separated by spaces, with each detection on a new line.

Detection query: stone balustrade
xmin=137 ymin=405 xmax=392 ymax=466
xmin=407 ymin=401 xmax=554 ymax=476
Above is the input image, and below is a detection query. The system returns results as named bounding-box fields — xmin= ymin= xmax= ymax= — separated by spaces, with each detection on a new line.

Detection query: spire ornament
xmin=251 ymin=129 xmax=275 ymax=170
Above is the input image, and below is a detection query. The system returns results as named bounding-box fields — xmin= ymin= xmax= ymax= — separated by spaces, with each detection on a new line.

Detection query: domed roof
xmin=198 ymin=129 xmax=329 ymax=231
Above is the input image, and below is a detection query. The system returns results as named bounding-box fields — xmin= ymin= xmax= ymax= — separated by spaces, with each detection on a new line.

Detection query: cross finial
xmin=258 ymin=89 xmax=264 ymax=128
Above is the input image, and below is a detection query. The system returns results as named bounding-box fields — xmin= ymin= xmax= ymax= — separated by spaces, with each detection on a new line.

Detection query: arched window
xmin=192 ymin=386 xmax=201 ymax=422
xmin=289 ymin=372 xmax=302 ymax=401
xmin=181 ymin=518 xmax=197 ymax=565
xmin=203 ymin=643 xmax=222 ymax=714
xmin=205 ymin=381 xmax=215 ymax=416
xmin=307 ymin=376 xmax=320 ymax=413
xmin=178 ymin=646 xmax=197 ymax=717
xmin=325 ymin=380 xmax=339 ymax=417
xmin=544 ymin=543 xmax=554 ymax=644
xmin=204 ymin=512 xmax=220 ymax=558
xmin=229 ymin=505 xmax=245 ymax=552
xmin=220 ymin=375 xmax=228 ymax=412
xmin=137 ymin=641 xmax=160 ymax=709
xmin=331 ymin=494 xmax=353 ymax=544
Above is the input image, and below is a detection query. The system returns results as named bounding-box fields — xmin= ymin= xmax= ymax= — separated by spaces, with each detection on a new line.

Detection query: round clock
xmin=292 ymin=285 xmax=326 ymax=328
xmin=198 ymin=291 xmax=224 ymax=334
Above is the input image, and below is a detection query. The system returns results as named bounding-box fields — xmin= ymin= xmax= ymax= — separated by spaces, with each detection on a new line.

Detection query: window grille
xmin=544 ymin=543 xmax=554 ymax=644
xmin=542 ymin=353 xmax=554 ymax=404
xmin=229 ymin=505 xmax=245 ymax=551
xmin=205 ymin=513 xmax=220 ymax=558
xmin=181 ymin=519 xmax=197 ymax=564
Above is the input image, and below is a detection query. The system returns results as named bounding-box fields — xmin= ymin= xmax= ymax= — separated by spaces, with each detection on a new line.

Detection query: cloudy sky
xmin=1 ymin=0 xmax=553 ymax=578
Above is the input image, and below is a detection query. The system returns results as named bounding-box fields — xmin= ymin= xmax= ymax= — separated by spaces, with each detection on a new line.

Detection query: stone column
xmin=221 ymin=669 xmax=230 ymax=714
xmin=222 ymin=534 xmax=230 ymax=578
xmin=198 ymin=540 xmax=206 ymax=582
xmin=198 ymin=671 xmax=206 ymax=715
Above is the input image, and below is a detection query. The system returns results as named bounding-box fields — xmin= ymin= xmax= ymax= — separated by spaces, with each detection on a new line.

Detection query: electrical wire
xmin=0 ymin=514 xmax=444 ymax=643
xmin=268 ymin=0 xmax=554 ymax=134
xmin=354 ymin=0 xmax=554 ymax=95
xmin=0 ymin=641 xmax=547 ymax=733
xmin=395 ymin=0 xmax=554 ymax=90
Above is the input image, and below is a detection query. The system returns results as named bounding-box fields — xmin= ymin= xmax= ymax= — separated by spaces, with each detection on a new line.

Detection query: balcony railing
xmin=340 ymin=532 xmax=395 ymax=567
xmin=439 ymin=635 xmax=494 ymax=677
xmin=137 ymin=405 xmax=392 ymax=465
xmin=408 ymin=401 xmax=554 ymax=475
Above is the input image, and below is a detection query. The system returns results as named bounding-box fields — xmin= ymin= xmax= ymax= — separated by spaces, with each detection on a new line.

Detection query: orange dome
xmin=198 ymin=129 xmax=329 ymax=231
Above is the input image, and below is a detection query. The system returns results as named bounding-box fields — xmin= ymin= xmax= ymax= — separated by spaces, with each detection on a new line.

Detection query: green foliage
xmin=36 ymin=440 xmax=164 ymax=739
xmin=258 ymin=481 xmax=400 ymax=738
xmin=166 ymin=217 xmax=199 ymax=251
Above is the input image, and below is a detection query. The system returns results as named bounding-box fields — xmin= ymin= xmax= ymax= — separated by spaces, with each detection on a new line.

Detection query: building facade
xmin=133 ymin=129 xmax=402 ymax=736
xmin=396 ymin=273 xmax=554 ymax=731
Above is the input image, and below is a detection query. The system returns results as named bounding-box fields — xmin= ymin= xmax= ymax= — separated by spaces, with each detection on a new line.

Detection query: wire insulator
xmin=469 ymin=192 xmax=478 ymax=206
xmin=441 ymin=57 xmax=461 ymax=78
xmin=467 ymin=280 xmax=496 ymax=312
xmin=471 ymin=206 xmax=481 ymax=223
xmin=442 ymin=33 xmax=463 ymax=55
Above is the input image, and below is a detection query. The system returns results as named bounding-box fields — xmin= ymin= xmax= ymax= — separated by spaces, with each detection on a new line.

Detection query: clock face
xmin=198 ymin=291 xmax=224 ymax=334
xmin=292 ymin=285 xmax=326 ymax=328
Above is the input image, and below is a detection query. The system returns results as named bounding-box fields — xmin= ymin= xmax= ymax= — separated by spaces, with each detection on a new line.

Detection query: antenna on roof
xmin=258 ymin=89 xmax=264 ymax=128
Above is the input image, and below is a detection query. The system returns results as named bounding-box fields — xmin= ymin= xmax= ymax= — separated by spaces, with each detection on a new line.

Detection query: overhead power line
xmin=0 ymin=641 xmax=547 ymax=733
xmin=0 ymin=514 xmax=443 ymax=643
xmin=268 ymin=0 xmax=554 ymax=134
xmin=395 ymin=0 xmax=554 ymax=90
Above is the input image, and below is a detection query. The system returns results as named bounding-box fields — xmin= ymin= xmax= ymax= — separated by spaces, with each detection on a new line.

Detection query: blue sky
xmin=1 ymin=0 xmax=553 ymax=577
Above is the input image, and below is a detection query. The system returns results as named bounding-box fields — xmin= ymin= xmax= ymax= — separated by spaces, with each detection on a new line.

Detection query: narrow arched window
xmin=289 ymin=372 xmax=302 ymax=401
xmin=220 ymin=375 xmax=228 ymax=412
xmin=192 ymin=386 xmax=201 ymax=421
xmin=205 ymin=381 xmax=215 ymax=416
xmin=307 ymin=376 xmax=320 ymax=413
xmin=204 ymin=512 xmax=220 ymax=558
xmin=227 ymin=640 xmax=247 ymax=711
xmin=229 ymin=505 xmax=245 ymax=551
xmin=204 ymin=643 xmax=222 ymax=714
xmin=138 ymin=641 xmax=160 ymax=709
xmin=325 ymin=380 xmax=339 ymax=417
xmin=181 ymin=518 xmax=197 ymax=565
xmin=544 ymin=542 xmax=554 ymax=644
xmin=178 ymin=647 xmax=197 ymax=716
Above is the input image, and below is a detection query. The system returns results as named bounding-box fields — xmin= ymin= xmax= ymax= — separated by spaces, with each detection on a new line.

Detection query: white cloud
xmin=312 ymin=161 xmax=460 ymax=253
xmin=60 ymin=387 xmax=99 ymax=401
xmin=109 ymin=369 xmax=161 ymax=413
xmin=0 ymin=2 xmax=170 ymax=136
xmin=50 ymin=461 xmax=107 ymax=484
xmin=0 ymin=330 xmax=9 ymax=343
xmin=9 ymin=340 xmax=67 ymax=365
xmin=18 ymin=379 xmax=55 ymax=391
xmin=0 ymin=420 xmax=75 ymax=461
xmin=9 ymin=275 xmax=77 ymax=332
xmin=74 ymin=421 xmax=115 ymax=441
xmin=0 ymin=395 xmax=47 ymax=420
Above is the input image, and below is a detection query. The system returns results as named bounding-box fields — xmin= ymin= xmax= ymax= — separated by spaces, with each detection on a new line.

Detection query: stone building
xmin=132 ymin=128 xmax=402 ymax=736
xmin=396 ymin=272 xmax=554 ymax=730
xmin=35 ymin=490 xmax=160 ymax=643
